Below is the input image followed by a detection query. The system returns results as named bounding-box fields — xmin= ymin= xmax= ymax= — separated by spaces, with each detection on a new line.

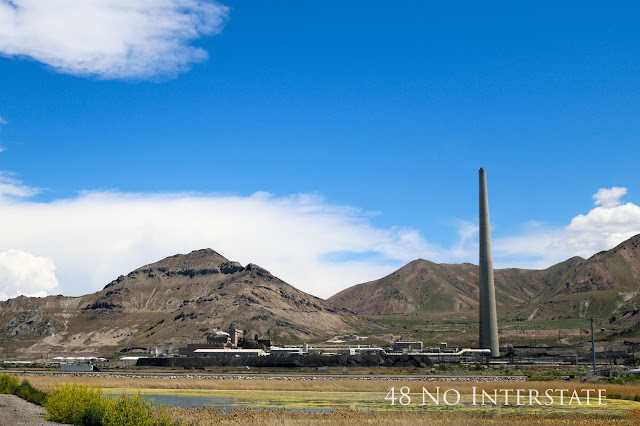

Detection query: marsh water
xmin=138 ymin=393 xmax=336 ymax=411
xmin=103 ymin=388 xmax=639 ymax=417
xmin=107 ymin=389 xmax=371 ymax=412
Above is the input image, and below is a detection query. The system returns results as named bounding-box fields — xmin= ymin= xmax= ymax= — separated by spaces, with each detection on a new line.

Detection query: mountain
xmin=515 ymin=234 xmax=640 ymax=323
xmin=329 ymin=234 xmax=640 ymax=325
xmin=4 ymin=235 xmax=639 ymax=356
xmin=0 ymin=249 xmax=374 ymax=355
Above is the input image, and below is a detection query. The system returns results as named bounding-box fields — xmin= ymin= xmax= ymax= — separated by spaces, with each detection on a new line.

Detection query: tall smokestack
xmin=479 ymin=168 xmax=500 ymax=356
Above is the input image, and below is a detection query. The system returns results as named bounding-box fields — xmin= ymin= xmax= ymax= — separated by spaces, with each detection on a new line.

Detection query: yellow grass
xmin=166 ymin=407 xmax=640 ymax=425
xmin=17 ymin=375 xmax=640 ymax=399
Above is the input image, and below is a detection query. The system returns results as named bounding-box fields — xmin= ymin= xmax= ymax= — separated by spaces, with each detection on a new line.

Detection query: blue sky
xmin=1 ymin=1 xmax=640 ymax=299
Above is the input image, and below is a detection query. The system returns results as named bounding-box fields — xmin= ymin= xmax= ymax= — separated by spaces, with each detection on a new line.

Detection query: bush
xmin=44 ymin=385 xmax=179 ymax=426
xmin=44 ymin=384 xmax=107 ymax=426
xmin=0 ymin=373 xmax=19 ymax=394
xmin=103 ymin=394 xmax=177 ymax=426
xmin=14 ymin=380 xmax=47 ymax=406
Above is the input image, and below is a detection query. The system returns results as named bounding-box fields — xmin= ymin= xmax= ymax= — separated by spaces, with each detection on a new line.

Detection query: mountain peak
xmin=137 ymin=248 xmax=232 ymax=272
xmin=102 ymin=249 xmax=240 ymax=290
xmin=610 ymin=233 xmax=640 ymax=252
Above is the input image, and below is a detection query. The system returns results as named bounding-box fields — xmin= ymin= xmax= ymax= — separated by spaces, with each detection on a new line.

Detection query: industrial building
xmin=392 ymin=341 xmax=423 ymax=353
xmin=270 ymin=344 xmax=384 ymax=356
xmin=192 ymin=348 xmax=266 ymax=357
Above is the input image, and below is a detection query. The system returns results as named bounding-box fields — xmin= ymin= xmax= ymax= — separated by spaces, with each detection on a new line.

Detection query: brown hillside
xmin=0 ymin=249 xmax=374 ymax=355
xmin=329 ymin=234 xmax=640 ymax=326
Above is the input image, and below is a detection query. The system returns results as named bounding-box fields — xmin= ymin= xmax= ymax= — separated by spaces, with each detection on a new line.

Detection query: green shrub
xmin=14 ymin=380 xmax=47 ymax=406
xmin=44 ymin=384 xmax=107 ymax=425
xmin=102 ymin=394 xmax=177 ymax=426
xmin=0 ymin=373 xmax=19 ymax=394
xmin=528 ymin=376 xmax=553 ymax=381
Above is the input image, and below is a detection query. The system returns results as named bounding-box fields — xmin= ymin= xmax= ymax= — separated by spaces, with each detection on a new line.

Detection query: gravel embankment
xmin=0 ymin=394 xmax=59 ymax=425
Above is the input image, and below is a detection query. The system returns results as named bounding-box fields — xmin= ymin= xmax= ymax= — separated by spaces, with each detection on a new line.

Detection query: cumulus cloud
xmin=0 ymin=249 xmax=60 ymax=301
xmin=0 ymin=0 xmax=229 ymax=79
xmin=593 ymin=187 xmax=627 ymax=208
xmin=2 ymin=178 xmax=639 ymax=301
xmin=493 ymin=187 xmax=640 ymax=268
xmin=0 ymin=185 xmax=442 ymax=300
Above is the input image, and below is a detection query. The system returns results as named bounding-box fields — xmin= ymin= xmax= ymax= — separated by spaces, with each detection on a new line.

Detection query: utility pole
xmin=588 ymin=317 xmax=597 ymax=376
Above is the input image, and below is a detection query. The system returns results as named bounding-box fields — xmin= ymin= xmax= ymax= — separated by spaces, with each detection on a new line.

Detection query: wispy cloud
xmin=0 ymin=1 xmax=229 ymax=79
xmin=0 ymin=172 xmax=40 ymax=197
xmin=0 ymin=115 xmax=6 ymax=152
xmin=449 ymin=219 xmax=478 ymax=260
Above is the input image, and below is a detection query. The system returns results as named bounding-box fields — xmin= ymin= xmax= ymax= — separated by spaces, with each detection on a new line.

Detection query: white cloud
xmin=0 ymin=0 xmax=229 ymax=79
xmin=0 ymin=186 xmax=441 ymax=300
xmin=0 ymin=249 xmax=60 ymax=301
xmin=0 ymin=116 xmax=5 ymax=151
xmin=493 ymin=187 xmax=640 ymax=268
xmin=449 ymin=220 xmax=478 ymax=260
xmin=1 ymin=178 xmax=639 ymax=302
xmin=0 ymin=172 xmax=40 ymax=197
xmin=593 ymin=187 xmax=627 ymax=208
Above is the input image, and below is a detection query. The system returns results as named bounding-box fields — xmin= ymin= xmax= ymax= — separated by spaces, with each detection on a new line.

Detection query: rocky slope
xmin=329 ymin=234 xmax=640 ymax=326
xmin=0 ymin=249 xmax=373 ymax=355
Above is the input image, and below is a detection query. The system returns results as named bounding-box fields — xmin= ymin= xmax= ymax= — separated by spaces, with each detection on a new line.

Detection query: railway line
xmin=4 ymin=369 xmax=527 ymax=382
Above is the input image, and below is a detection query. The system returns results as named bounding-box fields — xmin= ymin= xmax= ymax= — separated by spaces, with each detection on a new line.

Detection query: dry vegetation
xmin=16 ymin=375 xmax=640 ymax=425
xmin=166 ymin=407 xmax=640 ymax=425
xmin=17 ymin=375 xmax=640 ymax=399
xmin=18 ymin=375 xmax=453 ymax=393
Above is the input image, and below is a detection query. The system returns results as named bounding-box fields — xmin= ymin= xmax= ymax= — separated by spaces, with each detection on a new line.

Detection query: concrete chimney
xmin=479 ymin=168 xmax=500 ymax=356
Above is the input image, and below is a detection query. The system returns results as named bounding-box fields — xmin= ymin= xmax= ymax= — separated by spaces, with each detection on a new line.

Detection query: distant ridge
xmin=329 ymin=234 xmax=640 ymax=327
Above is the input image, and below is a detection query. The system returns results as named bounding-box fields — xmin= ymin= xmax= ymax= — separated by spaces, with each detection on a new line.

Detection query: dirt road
xmin=0 ymin=394 xmax=59 ymax=425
